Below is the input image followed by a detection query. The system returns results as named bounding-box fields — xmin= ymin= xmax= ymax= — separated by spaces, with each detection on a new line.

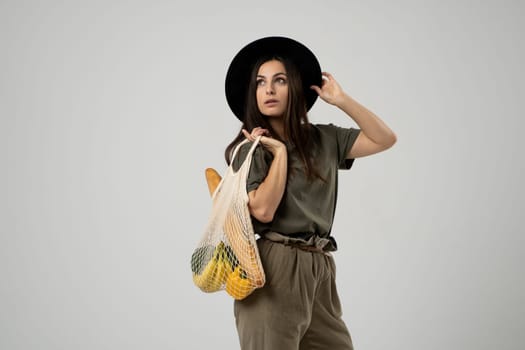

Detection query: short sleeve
xmin=329 ymin=124 xmax=361 ymax=170
xmin=231 ymin=142 xmax=273 ymax=192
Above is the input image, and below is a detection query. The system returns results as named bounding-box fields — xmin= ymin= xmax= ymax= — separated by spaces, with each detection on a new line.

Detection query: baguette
xmin=205 ymin=168 xmax=222 ymax=196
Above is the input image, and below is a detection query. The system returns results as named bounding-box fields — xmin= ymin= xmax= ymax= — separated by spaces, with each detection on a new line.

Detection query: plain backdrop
xmin=1 ymin=0 xmax=524 ymax=349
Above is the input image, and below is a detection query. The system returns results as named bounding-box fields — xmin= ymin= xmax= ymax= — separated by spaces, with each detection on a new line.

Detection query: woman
xmin=225 ymin=36 xmax=396 ymax=350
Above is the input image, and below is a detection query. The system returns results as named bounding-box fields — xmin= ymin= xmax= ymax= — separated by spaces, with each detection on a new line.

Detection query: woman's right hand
xmin=242 ymin=128 xmax=286 ymax=156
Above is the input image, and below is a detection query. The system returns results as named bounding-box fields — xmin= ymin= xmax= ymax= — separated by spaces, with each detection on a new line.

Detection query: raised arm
xmin=311 ymin=72 xmax=397 ymax=158
xmin=242 ymin=128 xmax=287 ymax=223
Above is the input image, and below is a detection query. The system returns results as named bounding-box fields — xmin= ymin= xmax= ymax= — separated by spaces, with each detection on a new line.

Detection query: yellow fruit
xmin=225 ymin=266 xmax=254 ymax=300
xmin=193 ymin=259 xmax=219 ymax=292
xmin=192 ymin=242 xmax=226 ymax=293
xmin=209 ymin=249 xmax=228 ymax=289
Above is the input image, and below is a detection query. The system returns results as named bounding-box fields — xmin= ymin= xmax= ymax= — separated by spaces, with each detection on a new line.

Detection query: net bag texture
xmin=191 ymin=137 xmax=265 ymax=300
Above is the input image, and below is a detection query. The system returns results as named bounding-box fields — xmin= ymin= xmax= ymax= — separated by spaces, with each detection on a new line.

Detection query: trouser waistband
xmin=261 ymin=231 xmax=336 ymax=255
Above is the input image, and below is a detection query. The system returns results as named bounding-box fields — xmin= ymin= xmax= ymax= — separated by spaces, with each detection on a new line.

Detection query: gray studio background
xmin=1 ymin=0 xmax=523 ymax=349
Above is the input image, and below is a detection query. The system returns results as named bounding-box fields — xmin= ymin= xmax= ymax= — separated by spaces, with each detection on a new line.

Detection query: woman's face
xmin=256 ymin=60 xmax=289 ymax=118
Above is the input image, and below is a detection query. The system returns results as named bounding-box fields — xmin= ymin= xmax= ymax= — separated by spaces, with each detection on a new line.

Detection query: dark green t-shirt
xmin=231 ymin=123 xmax=360 ymax=242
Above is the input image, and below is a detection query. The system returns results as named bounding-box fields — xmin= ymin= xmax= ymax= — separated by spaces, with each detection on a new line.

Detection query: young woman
xmin=224 ymin=36 xmax=396 ymax=350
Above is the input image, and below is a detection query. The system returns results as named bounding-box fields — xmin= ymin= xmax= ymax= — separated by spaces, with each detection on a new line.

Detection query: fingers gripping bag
xmin=191 ymin=136 xmax=265 ymax=300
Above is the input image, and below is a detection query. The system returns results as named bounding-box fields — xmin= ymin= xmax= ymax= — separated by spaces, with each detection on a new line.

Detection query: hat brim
xmin=225 ymin=36 xmax=322 ymax=121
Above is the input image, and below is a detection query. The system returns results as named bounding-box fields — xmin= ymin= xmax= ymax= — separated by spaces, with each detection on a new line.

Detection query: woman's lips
xmin=265 ymin=99 xmax=279 ymax=105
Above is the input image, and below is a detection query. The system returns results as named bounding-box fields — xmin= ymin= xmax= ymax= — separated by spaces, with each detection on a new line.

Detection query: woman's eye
xmin=256 ymin=79 xmax=265 ymax=86
xmin=276 ymin=77 xmax=287 ymax=84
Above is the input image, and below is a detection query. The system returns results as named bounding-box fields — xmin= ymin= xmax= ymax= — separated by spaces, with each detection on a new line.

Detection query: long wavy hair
xmin=224 ymin=56 xmax=323 ymax=181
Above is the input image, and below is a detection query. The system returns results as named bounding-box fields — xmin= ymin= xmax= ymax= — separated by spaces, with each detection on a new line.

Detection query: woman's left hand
xmin=310 ymin=72 xmax=346 ymax=106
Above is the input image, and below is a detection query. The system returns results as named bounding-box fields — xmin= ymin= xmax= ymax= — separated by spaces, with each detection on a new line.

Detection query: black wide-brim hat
xmin=225 ymin=36 xmax=322 ymax=121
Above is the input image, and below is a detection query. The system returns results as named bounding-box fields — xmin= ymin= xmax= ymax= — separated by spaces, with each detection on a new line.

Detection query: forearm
xmin=247 ymin=149 xmax=287 ymax=223
xmin=336 ymin=93 xmax=397 ymax=146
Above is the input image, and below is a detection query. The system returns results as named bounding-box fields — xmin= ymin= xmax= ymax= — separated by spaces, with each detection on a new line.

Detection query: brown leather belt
xmin=284 ymin=242 xmax=327 ymax=254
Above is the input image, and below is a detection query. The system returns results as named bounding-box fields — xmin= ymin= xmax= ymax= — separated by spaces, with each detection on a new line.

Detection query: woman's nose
xmin=266 ymin=84 xmax=275 ymax=95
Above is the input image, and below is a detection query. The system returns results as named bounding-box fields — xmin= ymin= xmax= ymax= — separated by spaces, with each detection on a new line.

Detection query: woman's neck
xmin=268 ymin=118 xmax=286 ymax=141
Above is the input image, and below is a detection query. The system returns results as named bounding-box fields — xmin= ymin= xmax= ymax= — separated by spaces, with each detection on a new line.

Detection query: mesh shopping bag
xmin=191 ymin=136 xmax=265 ymax=300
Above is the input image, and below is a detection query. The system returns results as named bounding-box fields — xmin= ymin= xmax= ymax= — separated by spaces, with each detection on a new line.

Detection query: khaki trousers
xmin=234 ymin=238 xmax=354 ymax=350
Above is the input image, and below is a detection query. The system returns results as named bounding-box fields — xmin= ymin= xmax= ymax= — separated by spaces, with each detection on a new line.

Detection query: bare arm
xmin=242 ymin=128 xmax=287 ymax=223
xmin=311 ymin=72 xmax=397 ymax=158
